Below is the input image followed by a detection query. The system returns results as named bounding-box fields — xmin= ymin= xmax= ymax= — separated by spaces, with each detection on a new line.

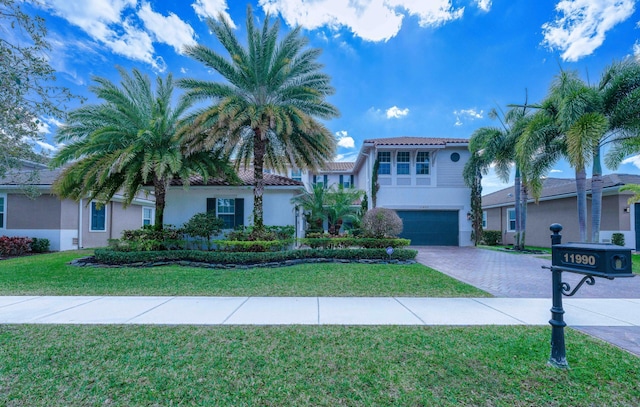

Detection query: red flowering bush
xmin=0 ymin=236 xmax=33 ymax=256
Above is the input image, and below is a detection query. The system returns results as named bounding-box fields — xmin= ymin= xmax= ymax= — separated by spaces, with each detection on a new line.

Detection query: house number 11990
xmin=563 ymin=253 xmax=596 ymax=266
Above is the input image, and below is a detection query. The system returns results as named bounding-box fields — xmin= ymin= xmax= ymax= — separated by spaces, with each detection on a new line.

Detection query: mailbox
xmin=552 ymin=242 xmax=634 ymax=279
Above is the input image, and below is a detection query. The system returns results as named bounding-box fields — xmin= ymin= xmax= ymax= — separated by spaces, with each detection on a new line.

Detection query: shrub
xmin=612 ymin=233 xmax=625 ymax=246
xmin=0 ymin=236 xmax=32 ymax=256
xmin=216 ymin=239 xmax=293 ymax=252
xmin=301 ymin=237 xmax=411 ymax=249
xmin=482 ymin=230 xmax=502 ymax=246
xmin=115 ymin=225 xmax=184 ymax=251
xmin=94 ymin=247 xmax=418 ymax=265
xmin=182 ymin=212 xmax=224 ymax=250
xmin=226 ymin=225 xmax=295 ymax=242
xmin=30 ymin=237 xmax=50 ymax=253
xmin=361 ymin=208 xmax=403 ymax=238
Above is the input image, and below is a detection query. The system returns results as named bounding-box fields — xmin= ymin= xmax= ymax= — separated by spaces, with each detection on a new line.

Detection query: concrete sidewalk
xmin=2 ymin=295 xmax=640 ymax=327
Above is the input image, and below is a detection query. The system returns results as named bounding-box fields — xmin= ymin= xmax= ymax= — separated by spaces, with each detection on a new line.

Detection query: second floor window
xmin=416 ymin=152 xmax=430 ymax=175
xmin=397 ymin=152 xmax=410 ymax=175
xmin=291 ymin=169 xmax=302 ymax=182
xmin=377 ymin=152 xmax=391 ymax=175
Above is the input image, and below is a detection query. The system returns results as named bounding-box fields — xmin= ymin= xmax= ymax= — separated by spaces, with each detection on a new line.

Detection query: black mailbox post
xmin=546 ymin=224 xmax=635 ymax=369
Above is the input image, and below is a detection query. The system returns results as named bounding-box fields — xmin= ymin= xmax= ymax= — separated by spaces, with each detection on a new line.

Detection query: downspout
xmin=78 ymin=198 xmax=83 ymax=249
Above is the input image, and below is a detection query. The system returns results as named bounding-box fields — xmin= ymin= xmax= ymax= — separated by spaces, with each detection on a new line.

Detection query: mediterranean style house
xmin=0 ymin=164 xmax=155 ymax=251
xmin=164 ymin=137 xmax=473 ymax=246
xmin=482 ymin=174 xmax=640 ymax=249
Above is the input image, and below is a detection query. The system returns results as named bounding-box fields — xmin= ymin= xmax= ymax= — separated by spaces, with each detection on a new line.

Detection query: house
xmin=163 ymin=137 xmax=473 ymax=246
xmin=482 ymin=174 xmax=640 ymax=249
xmin=0 ymin=166 xmax=156 ymax=251
xmin=352 ymin=137 xmax=472 ymax=246
xmin=162 ymin=169 xmax=306 ymax=238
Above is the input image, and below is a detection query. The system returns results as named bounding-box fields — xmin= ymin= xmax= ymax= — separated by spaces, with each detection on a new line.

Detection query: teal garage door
xmin=396 ymin=210 xmax=459 ymax=246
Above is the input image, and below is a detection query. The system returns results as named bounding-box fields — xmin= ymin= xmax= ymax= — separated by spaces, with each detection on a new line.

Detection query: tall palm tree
xmin=178 ymin=6 xmax=339 ymax=231
xmin=51 ymin=67 xmax=236 ymax=230
xmin=464 ymin=106 xmax=533 ymax=249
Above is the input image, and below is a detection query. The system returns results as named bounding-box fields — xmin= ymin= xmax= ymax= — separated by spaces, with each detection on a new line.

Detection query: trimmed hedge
xmin=482 ymin=230 xmax=502 ymax=246
xmin=215 ymin=239 xmax=294 ymax=252
xmin=301 ymin=237 xmax=411 ymax=249
xmin=94 ymin=248 xmax=418 ymax=266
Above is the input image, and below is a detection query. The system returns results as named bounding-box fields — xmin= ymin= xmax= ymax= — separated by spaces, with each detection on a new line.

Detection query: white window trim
xmin=396 ymin=151 xmax=410 ymax=176
xmin=507 ymin=208 xmax=516 ymax=232
xmin=89 ymin=201 xmax=108 ymax=233
xmin=416 ymin=151 xmax=430 ymax=176
xmin=0 ymin=193 xmax=6 ymax=230
xmin=217 ymin=198 xmax=236 ymax=229
xmin=482 ymin=211 xmax=487 ymax=229
xmin=377 ymin=151 xmax=391 ymax=176
xmin=142 ymin=206 xmax=154 ymax=227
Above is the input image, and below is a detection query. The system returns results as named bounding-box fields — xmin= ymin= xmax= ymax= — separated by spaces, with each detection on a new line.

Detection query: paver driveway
xmin=415 ymin=246 xmax=640 ymax=298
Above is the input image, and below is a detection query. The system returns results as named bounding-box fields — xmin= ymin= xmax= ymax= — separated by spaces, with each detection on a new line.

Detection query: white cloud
xmin=386 ymin=106 xmax=409 ymax=119
xmin=34 ymin=140 xmax=60 ymax=152
xmin=453 ymin=108 xmax=483 ymax=125
xmin=634 ymin=41 xmax=640 ymax=62
xmin=622 ymin=154 xmax=640 ymax=169
xmin=542 ymin=0 xmax=635 ymax=62
xmin=549 ymin=169 xmax=563 ymax=173
xmin=139 ymin=2 xmax=197 ymax=54
xmin=335 ymin=152 xmax=359 ymax=162
xmin=180 ymin=67 xmax=188 ymax=74
xmin=475 ymin=0 xmax=492 ymax=12
xmin=258 ymin=0 xmax=464 ymax=42
xmin=335 ymin=130 xmax=355 ymax=148
xmin=192 ymin=0 xmax=236 ymax=28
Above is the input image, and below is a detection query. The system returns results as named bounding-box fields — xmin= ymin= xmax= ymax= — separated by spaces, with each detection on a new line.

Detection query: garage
xmin=396 ymin=210 xmax=459 ymax=246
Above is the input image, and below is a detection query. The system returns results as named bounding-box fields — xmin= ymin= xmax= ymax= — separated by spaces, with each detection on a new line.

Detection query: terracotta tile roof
xmin=482 ymin=174 xmax=640 ymax=207
xmin=321 ymin=162 xmax=355 ymax=172
xmin=363 ymin=137 xmax=469 ymax=146
xmin=169 ymin=169 xmax=304 ymax=187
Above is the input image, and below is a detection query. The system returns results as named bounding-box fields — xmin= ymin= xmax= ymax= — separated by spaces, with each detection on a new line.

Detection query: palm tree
xmin=51 ymin=67 xmax=236 ymax=230
xmin=325 ymin=184 xmax=363 ymax=235
xmin=291 ymin=183 xmax=329 ymax=233
xmin=178 ymin=5 xmax=339 ymax=231
xmin=464 ymin=106 xmax=533 ymax=249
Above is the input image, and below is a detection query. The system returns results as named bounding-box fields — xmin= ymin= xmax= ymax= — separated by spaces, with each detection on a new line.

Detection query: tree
xmin=464 ymin=106 xmax=534 ymax=250
xmin=179 ymin=5 xmax=339 ymax=231
xmin=325 ymin=184 xmax=363 ymax=235
xmin=51 ymin=67 xmax=236 ymax=230
xmin=0 ymin=0 xmax=80 ymax=175
xmin=291 ymin=183 xmax=329 ymax=233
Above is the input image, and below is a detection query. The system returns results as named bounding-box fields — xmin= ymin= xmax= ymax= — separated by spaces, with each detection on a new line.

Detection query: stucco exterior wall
xmin=164 ymin=186 xmax=300 ymax=230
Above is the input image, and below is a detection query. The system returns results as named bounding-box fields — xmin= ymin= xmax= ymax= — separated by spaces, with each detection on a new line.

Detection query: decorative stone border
xmin=70 ymin=256 xmax=416 ymax=269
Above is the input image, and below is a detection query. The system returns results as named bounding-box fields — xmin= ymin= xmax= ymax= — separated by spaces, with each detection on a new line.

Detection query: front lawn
xmin=1 ymin=325 xmax=639 ymax=406
xmin=0 ymin=250 xmax=488 ymax=297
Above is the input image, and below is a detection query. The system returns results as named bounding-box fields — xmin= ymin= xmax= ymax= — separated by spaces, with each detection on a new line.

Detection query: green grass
xmin=1 ymin=325 xmax=639 ymax=406
xmin=0 ymin=250 xmax=488 ymax=297
xmin=633 ymin=253 xmax=640 ymax=275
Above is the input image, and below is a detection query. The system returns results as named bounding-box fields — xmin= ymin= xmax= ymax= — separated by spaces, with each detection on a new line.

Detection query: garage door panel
xmin=396 ymin=210 xmax=458 ymax=246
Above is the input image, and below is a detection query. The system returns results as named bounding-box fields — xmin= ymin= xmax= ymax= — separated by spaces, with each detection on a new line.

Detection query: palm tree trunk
xmin=521 ymin=183 xmax=528 ymax=249
xmin=591 ymin=146 xmax=603 ymax=243
xmin=575 ymin=167 xmax=588 ymax=242
xmin=514 ymin=167 xmax=522 ymax=250
xmin=253 ymin=128 xmax=266 ymax=231
xmin=153 ymin=177 xmax=166 ymax=231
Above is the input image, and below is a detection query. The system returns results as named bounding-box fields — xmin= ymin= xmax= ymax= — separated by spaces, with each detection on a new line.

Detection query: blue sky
xmin=21 ymin=0 xmax=640 ymax=194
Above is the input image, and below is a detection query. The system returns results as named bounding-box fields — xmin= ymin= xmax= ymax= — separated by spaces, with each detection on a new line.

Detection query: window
xmin=217 ymin=198 xmax=236 ymax=229
xmin=0 ymin=194 xmax=5 ymax=229
xmin=90 ymin=202 xmax=107 ymax=232
xmin=507 ymin=208 xmax=516 ymax=232
xmin=482 ymin=211 xmax=487 ymax=229
xmin=377 ymin=152 xmax=391 ymax=175
xmin=313 ymin=174 xmax=328 ymax=188
xmin=291 ymin=169 xmax=302 ymax=182
xmin=339 ymin=174 xmax=354 ymax=188
xmin=416 ymin=152 xmax=430 ymax=175
xmin=143 ymin=207 xmax=154 ymax=226
xmin=397 ymin=152 xmax=410 ymax=175
xmin=207 ymin=198 xmax=244 ymax=229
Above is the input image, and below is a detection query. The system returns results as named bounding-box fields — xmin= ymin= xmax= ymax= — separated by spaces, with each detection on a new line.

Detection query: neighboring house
xmin=162 ymin=169 xmax=306 ymax=238
xmin=352 ymin=137 xmax=472 ymax=246
xmin=482 ymin=174 xmax=640 ymax=249
xmin=0 ymin=167 xmax=156 ymax=251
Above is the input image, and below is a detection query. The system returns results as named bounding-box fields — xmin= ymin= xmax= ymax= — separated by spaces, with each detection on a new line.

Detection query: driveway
xmin=415 ymin=246 xmax=640 ymax=356
xmin=415 ymin=246 xmax=640 ymax=298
